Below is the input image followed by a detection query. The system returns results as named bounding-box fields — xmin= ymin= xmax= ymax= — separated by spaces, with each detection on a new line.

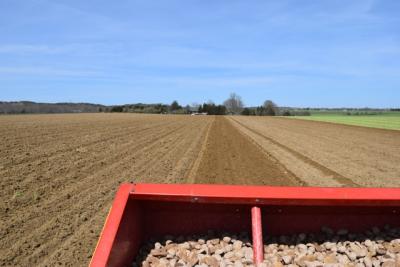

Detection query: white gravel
xmin=133 ymin=226 xmax=400 ymax=267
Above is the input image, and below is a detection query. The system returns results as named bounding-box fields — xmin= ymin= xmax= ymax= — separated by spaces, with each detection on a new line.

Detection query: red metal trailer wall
xmin=91 ymin=184 xmax=400 ymax=267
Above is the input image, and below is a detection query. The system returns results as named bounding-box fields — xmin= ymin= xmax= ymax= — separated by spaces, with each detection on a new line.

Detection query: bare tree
xmin=263 ymin=100 xmax=278 ymax=116
xmin=223 ymin=93 xmax=244 ymax=114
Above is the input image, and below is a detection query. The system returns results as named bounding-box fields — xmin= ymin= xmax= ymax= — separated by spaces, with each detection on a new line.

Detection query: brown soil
xmin=0 ymin=114 xmax=212 ymax=267
xmin=230 ymin=116 xmax=400 ymax=187
xmin=192 ymin=117 xmax=301 ymax=186
xmin=1 ymin=114 xmax=399 ymax=266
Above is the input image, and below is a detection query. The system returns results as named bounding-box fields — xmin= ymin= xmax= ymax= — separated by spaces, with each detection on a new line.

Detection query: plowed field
xmin=1 ymin=114 xmax=399 ymax=266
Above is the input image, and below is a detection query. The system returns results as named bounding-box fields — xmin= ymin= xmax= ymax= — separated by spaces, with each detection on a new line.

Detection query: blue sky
xmin=0 ymin=0 xmax=399 ymax=107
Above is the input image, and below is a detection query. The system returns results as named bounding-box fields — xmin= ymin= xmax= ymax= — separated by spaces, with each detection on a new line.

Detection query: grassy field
xmin=293 ymin=112 xmax=400 ymax=130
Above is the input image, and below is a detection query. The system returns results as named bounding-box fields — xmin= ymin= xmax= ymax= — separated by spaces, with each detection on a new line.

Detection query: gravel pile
xmin=134 ymin=226 xmax=400 ymax=267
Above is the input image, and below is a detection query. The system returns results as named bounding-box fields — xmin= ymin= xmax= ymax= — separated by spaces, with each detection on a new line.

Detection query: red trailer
xmin=90 ymin=183 xmax=400 ymax=267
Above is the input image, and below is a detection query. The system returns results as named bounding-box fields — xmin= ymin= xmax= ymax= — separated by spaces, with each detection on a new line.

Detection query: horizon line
xmin=1 ymin=99 xmax=399 ymax=110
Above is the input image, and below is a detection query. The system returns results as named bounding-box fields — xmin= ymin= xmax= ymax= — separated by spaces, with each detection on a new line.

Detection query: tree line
xmin=107 ymin=93 xmax=284 ymax=116
xmin=105 ymin=92 xmax=310 ymax=116
xmin=0 ymin=101 xmax=104 ymax=114
xmin=0 ymin=94 xmax=313 ymax=116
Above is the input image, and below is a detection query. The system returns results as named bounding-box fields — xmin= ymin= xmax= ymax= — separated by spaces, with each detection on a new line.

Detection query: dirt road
xmin=1 ymin=114 xmax=399 ymax=266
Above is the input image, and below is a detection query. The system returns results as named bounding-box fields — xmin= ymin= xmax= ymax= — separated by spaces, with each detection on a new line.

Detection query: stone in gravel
xmin=372 ymin=259 xmax=381 ymax=267
xmin=382 ymin=261 xmax=396 ymax=267
xmin=243 ymin=248 xmax=253 ymax=261
xmin=383 ymin=254 xmax=394 ymax=261
xmin=314 ymin=244 xmax=324 ymax=253
xmin=234 ymin=251 xmax=243 ymax=259
xmin=307 ymin=246 xmax=316 ymax=255
xmin=197 ymin=253 xmax=206 ymax=261
xmin=350 ymin=243 xmax=368 ymax=258
xmin=337 ymin=245 xmax=346 ymax=254
xmin=389 ymin=243 xmax=400 ymax=253
xmin=194 ymin=244 xmax=201 ymax=250
xmin=168 ymin=258 xmax=177 ymax=266
xmin=213 ymin=254 xmax=222 ymax=261
xmin=200 ymin=256 xmax=219 ymax=267
xmin=223 ymin=236 xmax=232 ymax=243
xmin=186 ymin=251 xmax=199 ymax=266
xmin=305 ymin=261 xmax=323 ymax=267
xmin=161 ymin=258 xmax=170 ymax=265
xmin=336 ymin=254 xmax=349 ymax=265
xmin=215 ymin=249 xmax=224 ymax=255
xmin=364 ymin=239 xmax=373 ymax=247
xmin=345 ymin=251 xmax=357 ymax=261
xmin=282 ymin=255 xmax=294 ymax=264
xmin=368 ymin=247 xmax=377 ymax=257
xmin=180 ymin=242 xmax=191 ymax=250
xmin=176 ymin=247 xmax=188 ymax=259
xmin=296 ymin=255 xmax=317 ymax=267
xmin=273 ymin=262 xmax=284 ymax=267
xmin=316 ymin=253 xmax=324 ymax=262
xmin=363 ymin=256 xmax=373 ymax=267
xmin=233 ymin=241 xmax=243 ymax=251
xmin=323 ymin=254 xmax=338 ymax=264
xmin=376 ymin=248 xmax=387 ymax=255
xmin=224 ymin=244 xmax=233 ymax=252
xmin=147 ymin=255 xmax=160 ymax=264
xmin=298 ymin=244 xmax=308 ymax=252
xmin=224 ymin=251 xmax=234 ymax=259
xmin=210 ymin=239 xmax=220 ymax=245
xmin=151 ymin=248 xmax=168 ymax=257
xmin=242 ymin=258 xmax=253 ymax=265
xmin=197 ymin=248 xmax=209 ymax=255
xmin=223 ymin=258 xmax=232 ymax=265
xmin=324 ymin=242 xmax=335 ymax=250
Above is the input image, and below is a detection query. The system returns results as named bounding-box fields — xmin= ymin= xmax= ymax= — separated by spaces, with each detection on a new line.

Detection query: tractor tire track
xmin=186 ymin=116 xmax=215 ymax=184
xmin=192 ymin=117 xmax=300 ymax=186
xmin=229 ymin=117 xmax=359 ymax=187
